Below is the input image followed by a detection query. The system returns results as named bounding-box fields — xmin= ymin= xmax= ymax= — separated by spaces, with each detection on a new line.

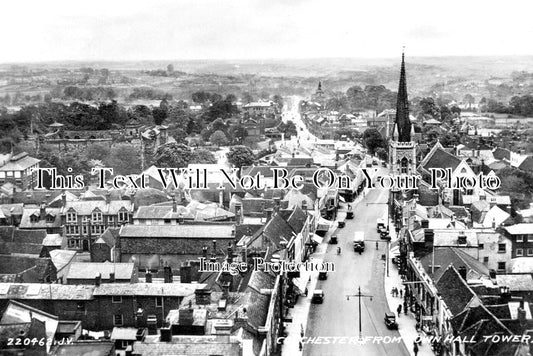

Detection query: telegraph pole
xmin=346 ymin=286 xmax=373 ymax=340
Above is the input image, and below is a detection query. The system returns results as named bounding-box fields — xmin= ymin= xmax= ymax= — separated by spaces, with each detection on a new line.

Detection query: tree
xmin=104 ymin=143 xmax=142 ymax=176
xmin=229 ymin=124 xmax=248 ymax=144
xmin=362 ymin=128 xmax=386 ymax=155
xmin=153 ymin=143 xmax=192 ymax=168
xmin=192 ymin=91 xmax=211 ymax=104
xmin=169 ymin=127 xmax=187 ymax=143
xmin=278 ymin=121 xmax=298 ymax=138
xmin=271 ymin=94 xmax=283 ymax=109
xmin=152 ymin=107 xmax=167 ymax=125
xmin=227 ymin=146 xmax=255 ymax=168
xmin=190 ymin=148 xmax=217 ymax=164
xmin=209 ymin=130 xmax=228 ymax=146
xmin=463 ymin=94 xmax=475 ymax=109
xmin=86 ymin=144 xmax=111 ymax=161
xmin=375 ymin=147 xmax=388 ymax=161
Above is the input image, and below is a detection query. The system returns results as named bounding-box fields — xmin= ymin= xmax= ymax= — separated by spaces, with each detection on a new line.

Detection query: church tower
xmin=389 ymin=51 xmax=417 ymax=175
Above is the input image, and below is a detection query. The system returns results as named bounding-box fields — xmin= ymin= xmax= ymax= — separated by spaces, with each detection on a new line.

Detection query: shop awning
xmin=311 ymin=234 xmax=323 ymax=244
xmin=316 ymin=224 xmax=329 ymax=232
xmin=292 ymin=277 xmax=307 ymax=293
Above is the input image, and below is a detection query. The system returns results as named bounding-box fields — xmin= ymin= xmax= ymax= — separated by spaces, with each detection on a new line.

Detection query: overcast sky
xmin=1 ymin=0 xmax=532 ymax=63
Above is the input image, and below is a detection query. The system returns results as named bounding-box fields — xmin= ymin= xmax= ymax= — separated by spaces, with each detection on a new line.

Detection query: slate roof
xmin=286 ymin=206 xmax=307 ymax=234
xmin=0 ymin=153 xmax=40 ymax=171
xmin=96 ymin=228 xmax=119 ymax=248
xmin=120 ymin=223 xmax=235 ymax=239
xmin=0 ymin=204 xmax=23 ymax=217
xmin=42 ymin=234 xmax=63 ymax=247
xmin=504 ymin=224 xmax=533 ymax=235
xmin=63 ymin=200 xmax=133 ymax=216
xmin=93 ymin=283 xmax=205 ymax=297
xmin=19 ymin=208 xmax=62 ymax=229
xmin=492 ymin=147 xmax=511 ymax=161
xmin=436 ymin=265 xmax=478 ymax=316
xmin=49 ymin=249 xmax=77 ymax=272
xmin=110 ymin=327 xmax=138 ymax=341
xmin=66 ymin=262 xmax=134 ymax=280
xmin=495 ymin=274 xmax=533 ymax=292
xmin=134 ymin=205 xmax=194 ymax=220
xmin=519 ymin=156 xmax=533 ymax=172
xmin=420 ymin=247 xmax=490 ymax=283
xmin=0 ymin=283 xmax=95 ymax=300
xmin=422 ymin=147 xmax=462 ymax=172
xmin=132 ymin=336 xmax=242 ymax=356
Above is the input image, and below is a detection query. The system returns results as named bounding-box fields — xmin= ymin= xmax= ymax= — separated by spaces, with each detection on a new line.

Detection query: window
xmin=108 ymin=216 xmax=114 ymax=224
xmin=91 ymin=225 xmax=103 ymax=235
xmin=517 ymin=249 xmax=524 ymax=256
xmin=30 ymin=215 xmax=39 ymax=223
xmin=498 ymin=262 xmax=506 ymax=271
xmin=483 ymin=256 xmax=489 ymax=263
xmin=114 ymin=314 xmax=123 ymax=326
xmin=155 ymin=297 xmax=163 ymax=307
xmin=112 ymin=296 xmax=122 ymax=303
xmin=164 ymin=219 xmax=171 ymax=224
xmin=516 ymin=235 xmax=524 ymax=242
xmin=46 ymin=215 xmax=55 ymax=223
xmin=14 ymin=171 xmax=21 ymax=178
xmin=82 ymin=225 xmax=88 ymax=235
xmin=528 ymin=249 xmax=533 ymax=256
xmin=525 ymin=235 xmax=530 ymax=243
xmin=68 ymin=239 xmax=78 ymax=248
xmin=92 ymin=211 xmax=102 ymax=222
xmin=478 ymin=244 xmax=484 ymax=250
xmin=498 ymin=244 xmax=506 ymax=253
xmin=118 ymin=211 xmax=128 ymax=222
xmin=0 ymin=172 xmax=4 ymax=178
xmin=66 ymin=225 xmax=79 ymax=235
xmin=66 ymin=212 xmax=77 ymax=223
xmin=6 ymin=171 xmax=13 ymax=177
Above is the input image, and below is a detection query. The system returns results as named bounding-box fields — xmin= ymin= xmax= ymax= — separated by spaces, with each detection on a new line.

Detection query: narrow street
xmin=304 ymin=181 xmax=410 ymax=356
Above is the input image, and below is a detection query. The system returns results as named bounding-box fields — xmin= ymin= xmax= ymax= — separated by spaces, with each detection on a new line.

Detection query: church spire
xmin=395 ymin=48 xmax=411 ymax=142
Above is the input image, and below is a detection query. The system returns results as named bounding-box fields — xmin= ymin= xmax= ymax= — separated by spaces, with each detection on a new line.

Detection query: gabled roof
xmin=286 ymin=206 xmax=307 ymax=234
xmin=66 ymin=262 xmax=134 ymax=280
xmin=519 ymin=156 xmax=533 ymax=172
xmin=0 ymin=153 xmax=40 ymax=171
xmin=436 ymin=265 xmax=479 ymax=316
xmin=492 ymin=147 xmax=511 ymax=161
xmin=420 ymin=247 xmax=490 ymax=283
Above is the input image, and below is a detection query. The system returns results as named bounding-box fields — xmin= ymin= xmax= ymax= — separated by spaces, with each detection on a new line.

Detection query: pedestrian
xmin=399 ymin=289 xmax=403 ymax=298
xmin=299 ymin=340 xmax=303 ymax=351
xmin=304 ymin=287 xmax=308 ymax=297
xmin=391 ymin=287 xmax=395 ymax=297
xmin=376 ymin=241 xmax=379 ymax=250
xmin=300 ymin=324 xmax=304 ymax=338
xmin=397 ymin=304 xmax=402 ymax=316
xmin=413 ymin=341 xmax=419 ymax=356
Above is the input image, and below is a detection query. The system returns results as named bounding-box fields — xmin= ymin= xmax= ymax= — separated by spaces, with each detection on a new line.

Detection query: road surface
xmin=304 ymin=175 xmax=410 ymax=356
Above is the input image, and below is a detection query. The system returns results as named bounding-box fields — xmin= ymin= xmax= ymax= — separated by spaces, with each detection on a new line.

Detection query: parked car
xmin=318 ymin=271 xmax=328 ymax=280
xmin=330 ymin=235 xmax=338 ymax=244
xmin=311 ymin=290 xmax=325 ymax=304
xmin=384 ymin=312 xmax=398 ymax=329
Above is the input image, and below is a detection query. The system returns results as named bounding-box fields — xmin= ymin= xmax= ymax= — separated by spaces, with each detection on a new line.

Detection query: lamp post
xmin=346 ymin=286 xmax=373 ymax=340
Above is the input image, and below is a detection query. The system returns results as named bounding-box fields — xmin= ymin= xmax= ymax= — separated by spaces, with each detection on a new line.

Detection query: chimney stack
xmin=109 ymin=272 xmax=115 ymax=283
xmin=222 ymin=281 xmax=230 ymax=299
xmin=213 ymin=320 xmax=233 ymax=343
xmin=39 ymin=202 xmax=46 ymax=220
xmin=202 ymin=245 xmax=208 ymax=260
xmin=227 ymin=243 xmax=233 ymax=264
xmin=171 ymin=193 xmax=177 ymax=213
xmin=180 ymin=263 xmax=192 ymax=283
xmin=163 ymin=263 xmax=172 ymax=283
xmin=61 ymin=192 xmax=66 ymax=207
xmin=264 ymin=208 xmax=273 ymax=222
xmin=194 ymin=288 xmax=212 ymax=305
xmin=518 ymin=298 xmax=527 ymax=329
xmin=145 ymin=270 xmax=152 ymax=283
xmin=95 ymin=273 xmax=102 ymax=286
xmin=234 ymin=202 xmax=242 ymax=225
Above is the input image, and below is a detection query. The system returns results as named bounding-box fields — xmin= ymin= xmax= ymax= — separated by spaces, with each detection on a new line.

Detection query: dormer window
xmin=30 ymin=214 xmax=39 ymax=223
xmin=118 ymin=211 xmax=128 ymax=222
xmin=66 ymin=211 xmax=77 ymax=223
xmin=46 ymin=214 xmax=55 ymax=223
xmin=92 ymin=211 xmax=103 ymax=222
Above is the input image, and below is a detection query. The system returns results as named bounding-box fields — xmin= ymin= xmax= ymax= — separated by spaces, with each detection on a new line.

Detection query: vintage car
xmin=338 ymin=217 xmax=346 ymax=228
xmin=318 ymin=271 xmax=328 ymax=280
xmin=384 ymin=312 xmax=398 ymax=329
xmin=311 ymin=290 xmax=325 ymax=304
xmin=330 ymin=235 xmax=338 ymax=244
